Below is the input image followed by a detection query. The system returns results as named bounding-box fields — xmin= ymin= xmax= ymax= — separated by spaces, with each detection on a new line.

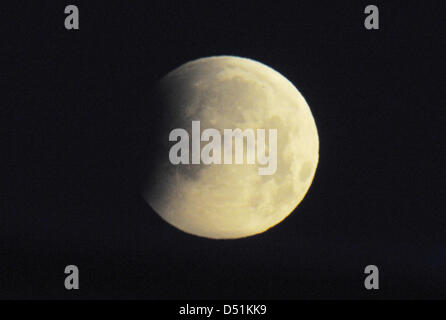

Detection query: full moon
xmin=142 ymin=56 xmax=319 ymax=239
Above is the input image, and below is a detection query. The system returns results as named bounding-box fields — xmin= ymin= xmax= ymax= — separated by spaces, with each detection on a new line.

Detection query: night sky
xmin=3 ymin=1 xmax=445 ymax=299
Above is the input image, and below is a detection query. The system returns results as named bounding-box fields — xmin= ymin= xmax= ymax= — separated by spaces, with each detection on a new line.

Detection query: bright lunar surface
xmin=142 ymin=56 xmax=319 ymax=239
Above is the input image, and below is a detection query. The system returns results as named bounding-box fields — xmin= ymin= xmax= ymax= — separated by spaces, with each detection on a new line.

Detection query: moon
xmin=142 ymin=56 xmax=318 ymax=239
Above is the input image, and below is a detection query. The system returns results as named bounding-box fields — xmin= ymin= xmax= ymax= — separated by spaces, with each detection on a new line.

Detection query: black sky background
xmin=2 ymin=1 xmax=445 ymax=299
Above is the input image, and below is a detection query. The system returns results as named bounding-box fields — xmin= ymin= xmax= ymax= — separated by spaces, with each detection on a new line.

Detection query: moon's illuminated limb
xmin=142 ymin=56 xmax=319 ymax=239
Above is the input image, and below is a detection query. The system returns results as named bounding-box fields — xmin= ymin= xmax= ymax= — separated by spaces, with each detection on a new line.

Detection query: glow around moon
xmin=142 ymin=56 xmax=319 ymax=239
